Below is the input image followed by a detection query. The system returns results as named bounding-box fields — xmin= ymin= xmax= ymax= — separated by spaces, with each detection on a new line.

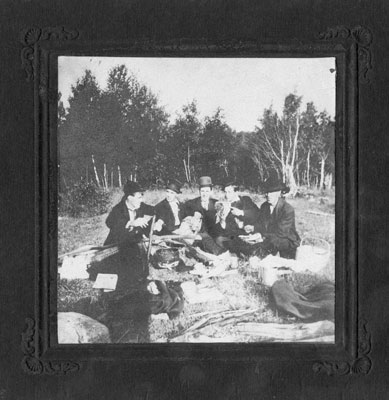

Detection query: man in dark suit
xmin=153 ymin=182 xmax=184 ymax=235
xmin=93 ymin=180 xmax=155 ymax=287
xmin=182 ymin=176 xmax=225 ymax=255
xmin=257 ymin=172 xmax=301 ymax=259
xmin=212 ymin=182 xmax=262 ymax=255
xmin=104 ymin=181 xmax=154 ymax=247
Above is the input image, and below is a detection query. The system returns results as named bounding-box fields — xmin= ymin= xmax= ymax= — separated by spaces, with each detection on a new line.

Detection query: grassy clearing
xmin=58 ymin=188 xmax=335 ymax=342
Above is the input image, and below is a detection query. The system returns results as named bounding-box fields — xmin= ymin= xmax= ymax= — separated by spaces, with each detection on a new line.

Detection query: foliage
xmin=59 ymin=66 xmax=169 ymax=188
xmin=59 ymin=67 xmax=335 ymax=191
xmin=248 ymin=94 xmax=334 ymax=190
xmin=59 ymin=180 xmax=110 ymax=218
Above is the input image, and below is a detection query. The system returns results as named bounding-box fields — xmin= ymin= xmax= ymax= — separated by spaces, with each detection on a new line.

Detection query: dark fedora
xmin=261 ymin=170 xmax=290 ymax=194
xmin=198 ymin=176 xmax=213 ymax=188
xmin=166 ymin=182 xmax=181 ymax=194
xmin=123 ymin=180 xmax=144 ymax=197
xmin=221 ymin=180 xmax=238 ymax=191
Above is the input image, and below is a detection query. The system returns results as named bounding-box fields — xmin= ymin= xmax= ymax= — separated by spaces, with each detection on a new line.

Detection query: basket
xmin=153 ymin=248 xmax=181 ymax=269
xmin=295 ymin=236 xmax=330 ymax=274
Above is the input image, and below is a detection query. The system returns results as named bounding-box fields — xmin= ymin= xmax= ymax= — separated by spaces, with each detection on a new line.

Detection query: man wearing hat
xmin=95 ymin=180 xmax=155 ymax=287
xmin=212 ymin=182 xmax=262 ymax=255
xmin=182 ymin=176 xmax=225 ymax=255
xmin=153 ymin=182 xmax=184 ymax=235
xmin=257 ymin=170 xmax=300 ymax=259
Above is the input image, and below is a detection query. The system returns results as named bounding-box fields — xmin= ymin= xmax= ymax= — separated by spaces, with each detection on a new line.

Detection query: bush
xmin=59 ymin=180 xmax=110 ymax=217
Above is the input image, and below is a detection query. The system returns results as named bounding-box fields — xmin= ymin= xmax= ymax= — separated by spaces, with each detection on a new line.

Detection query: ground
xmin=58 ymin=187 xmax=335 ymax=343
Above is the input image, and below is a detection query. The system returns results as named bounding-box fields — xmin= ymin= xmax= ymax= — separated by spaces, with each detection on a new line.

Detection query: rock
xmin=58 ymin=312 xmax=111 ymax=343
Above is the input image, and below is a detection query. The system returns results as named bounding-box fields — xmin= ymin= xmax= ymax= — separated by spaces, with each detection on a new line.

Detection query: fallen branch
xmin=306 ymin=210 xmax=334 ymax=217
xmin=171 ymin=309 xmax=258 ymax=340
xmin=171 ymin=320 xmax=335 ymax=343
xmin=234 ymin=320 xmax=334 ymax=341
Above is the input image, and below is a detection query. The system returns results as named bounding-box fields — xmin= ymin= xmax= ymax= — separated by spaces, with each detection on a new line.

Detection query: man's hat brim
xmin=198 ymin=176 xmax=213 ymax=187
xmin=166 ymin=183 xmax=181 ymax=194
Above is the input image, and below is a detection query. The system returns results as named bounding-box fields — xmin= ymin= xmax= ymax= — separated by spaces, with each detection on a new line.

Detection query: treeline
xmin=58 ymin=65 xmax=334 ymax=193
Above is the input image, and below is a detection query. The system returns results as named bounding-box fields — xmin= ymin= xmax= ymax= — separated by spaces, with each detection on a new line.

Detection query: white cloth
xmin=201 ymin=201 xmax=209 ymax=210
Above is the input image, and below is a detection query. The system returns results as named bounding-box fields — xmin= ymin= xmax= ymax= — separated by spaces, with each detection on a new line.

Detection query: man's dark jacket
xmin=93 ymin=200 xmax=155 ymax=287
xmin=213 ymin=195 xmax=261 ymax=238
xmin=258 ymin=197 xmax=300 ymax=251
xmin=104 ymin=200 xmax=155 ymax=246
xmin=182 ymin=197 xmax=218 ymax=236
xmin=154 ymin=199 xmax=184 ymax=235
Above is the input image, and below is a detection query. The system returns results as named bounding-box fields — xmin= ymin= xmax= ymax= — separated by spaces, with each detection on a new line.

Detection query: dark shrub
xmin=59 ymin=180 xmax=110 ymax=217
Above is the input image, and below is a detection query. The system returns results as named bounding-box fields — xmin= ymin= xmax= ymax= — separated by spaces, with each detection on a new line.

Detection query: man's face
xmin=224 ymin=185 xmax=237 ymax=202
xmin=166 ymin=189 xmax=177 ymax=202
xmin=266 ymin=191 xmax=281 ymax=206
xmin=126 ymin=192 xmax=143 ymax=209
xmin=200 ymin=186 xmax=212 ymax=202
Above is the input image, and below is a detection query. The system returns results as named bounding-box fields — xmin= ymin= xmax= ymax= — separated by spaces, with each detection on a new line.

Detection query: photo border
xmin=19 ymin=27 xmax=371 ymax=376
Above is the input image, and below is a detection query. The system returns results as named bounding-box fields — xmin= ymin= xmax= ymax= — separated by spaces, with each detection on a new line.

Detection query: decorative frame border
xmin=20 ymin=25 xmax=372 ymax=377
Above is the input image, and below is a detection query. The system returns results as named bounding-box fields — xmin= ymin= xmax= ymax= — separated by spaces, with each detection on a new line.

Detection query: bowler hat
xmin=261 ymin=171 xmax=289 ymax=194
xmin=123 ymin=180 xmax=144 ymax=197
xmin=166 ymin=182 xmax=181 ymax=194
xmin=198 ymin=176 xmax=213 ymax=188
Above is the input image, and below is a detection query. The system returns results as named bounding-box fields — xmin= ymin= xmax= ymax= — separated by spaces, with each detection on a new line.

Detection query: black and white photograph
xmin=57 ymin=56 xmax=336 ymax=344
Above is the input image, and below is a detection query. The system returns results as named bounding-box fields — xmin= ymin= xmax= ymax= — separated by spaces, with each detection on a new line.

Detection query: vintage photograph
xmin=57 ymin=56 xmax=336 ymax=344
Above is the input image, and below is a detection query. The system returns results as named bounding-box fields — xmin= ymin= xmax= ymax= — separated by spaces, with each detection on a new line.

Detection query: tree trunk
xmin=183 ymin=159 xmax=189 ymax=183
xmin=187 ymin=145 xmax=192 ymax=184
xmin=327 ymin=173 xmax=333 ymax=188
xmin=118 ymin=165 xmax=122 ymax=187
xmin=103 ymin=163 xmax=108 ymax=189
xmin=319 ymin=156 xmax=326 ymax=190
xmin=307 ymin=149 xmax=311 ymax=187
xmin=290 ymin=114 xmax=300 ymax=169
xmin=285 ymin=164 xmax=297 ymax=196
xmin=91 ymin=155 xmax=101 ymax=187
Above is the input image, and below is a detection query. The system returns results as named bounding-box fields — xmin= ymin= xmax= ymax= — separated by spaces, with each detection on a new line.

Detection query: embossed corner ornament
xmin=21 ymin=318 xmax=80 ymax=375
xmin=313 ymin=320 xmax=372 ymax=376
xmin=20 ymin=26 xmax=79 ymax=82
xmin=318 ymin=25 xmax=373 ymax=84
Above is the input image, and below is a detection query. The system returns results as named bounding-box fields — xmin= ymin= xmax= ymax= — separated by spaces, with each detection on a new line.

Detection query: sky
xmin=58 ymin=56 xmax=336 ymax=132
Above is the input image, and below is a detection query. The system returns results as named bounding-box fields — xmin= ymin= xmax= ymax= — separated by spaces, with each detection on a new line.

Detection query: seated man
xmin=213 ymin=182 xmax=262 ymax=255
xmin=182 ymin=176 xmax=225 ymax=255
xmin=153 ymin=182 xmax=184 ymax=235
xmin=89 ymin=180 xmax=155 ymax=289
xmin=257 ymin=171 xmax=301 ymax=259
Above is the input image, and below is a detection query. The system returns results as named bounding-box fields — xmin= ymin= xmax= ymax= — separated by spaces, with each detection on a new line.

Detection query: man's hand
xmin=231 ymin=207 xmax=244 ymax=217
xmin=194 ymin=211 xmax=202 ymax=220
xmin=153 ymin=219 xmax=164 ymax=232
xmin=244 ymin=225 xmax=255 ymax=234
xmin=126 ymin=217 xmax=149 ymax=229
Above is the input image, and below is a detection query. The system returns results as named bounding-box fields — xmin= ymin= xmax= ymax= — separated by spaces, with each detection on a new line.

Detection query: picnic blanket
xmin=270 ymin=279 xmax=334 ymax=322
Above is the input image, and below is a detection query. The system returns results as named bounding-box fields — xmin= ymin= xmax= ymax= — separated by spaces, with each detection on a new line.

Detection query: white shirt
xmin=168 ymin=200 xmax=180 ymax=226
xmin=127 ymin=208 xmax=136 ymax=222
xmin=201 ymin=201 xmax=209 ymax=210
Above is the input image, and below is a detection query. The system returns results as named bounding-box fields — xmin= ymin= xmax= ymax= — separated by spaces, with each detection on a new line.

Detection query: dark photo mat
xmin=3 ymin=2 xmax=387 ymax=399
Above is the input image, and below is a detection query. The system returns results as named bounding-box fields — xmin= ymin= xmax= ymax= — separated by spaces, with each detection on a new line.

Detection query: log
xmin=142 ymin=234 xmax=199 ymax=242
xmin=171 ymin=320 xmax=334 ymax=343
xmin=306 ymin=210 xmax=334 ymax=217
xmin=234 ymin=320 xmax=334 ymax=341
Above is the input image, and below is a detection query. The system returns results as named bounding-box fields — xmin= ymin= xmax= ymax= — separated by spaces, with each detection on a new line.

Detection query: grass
xmin=58 ymin=187 xmax=335 ymax=342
